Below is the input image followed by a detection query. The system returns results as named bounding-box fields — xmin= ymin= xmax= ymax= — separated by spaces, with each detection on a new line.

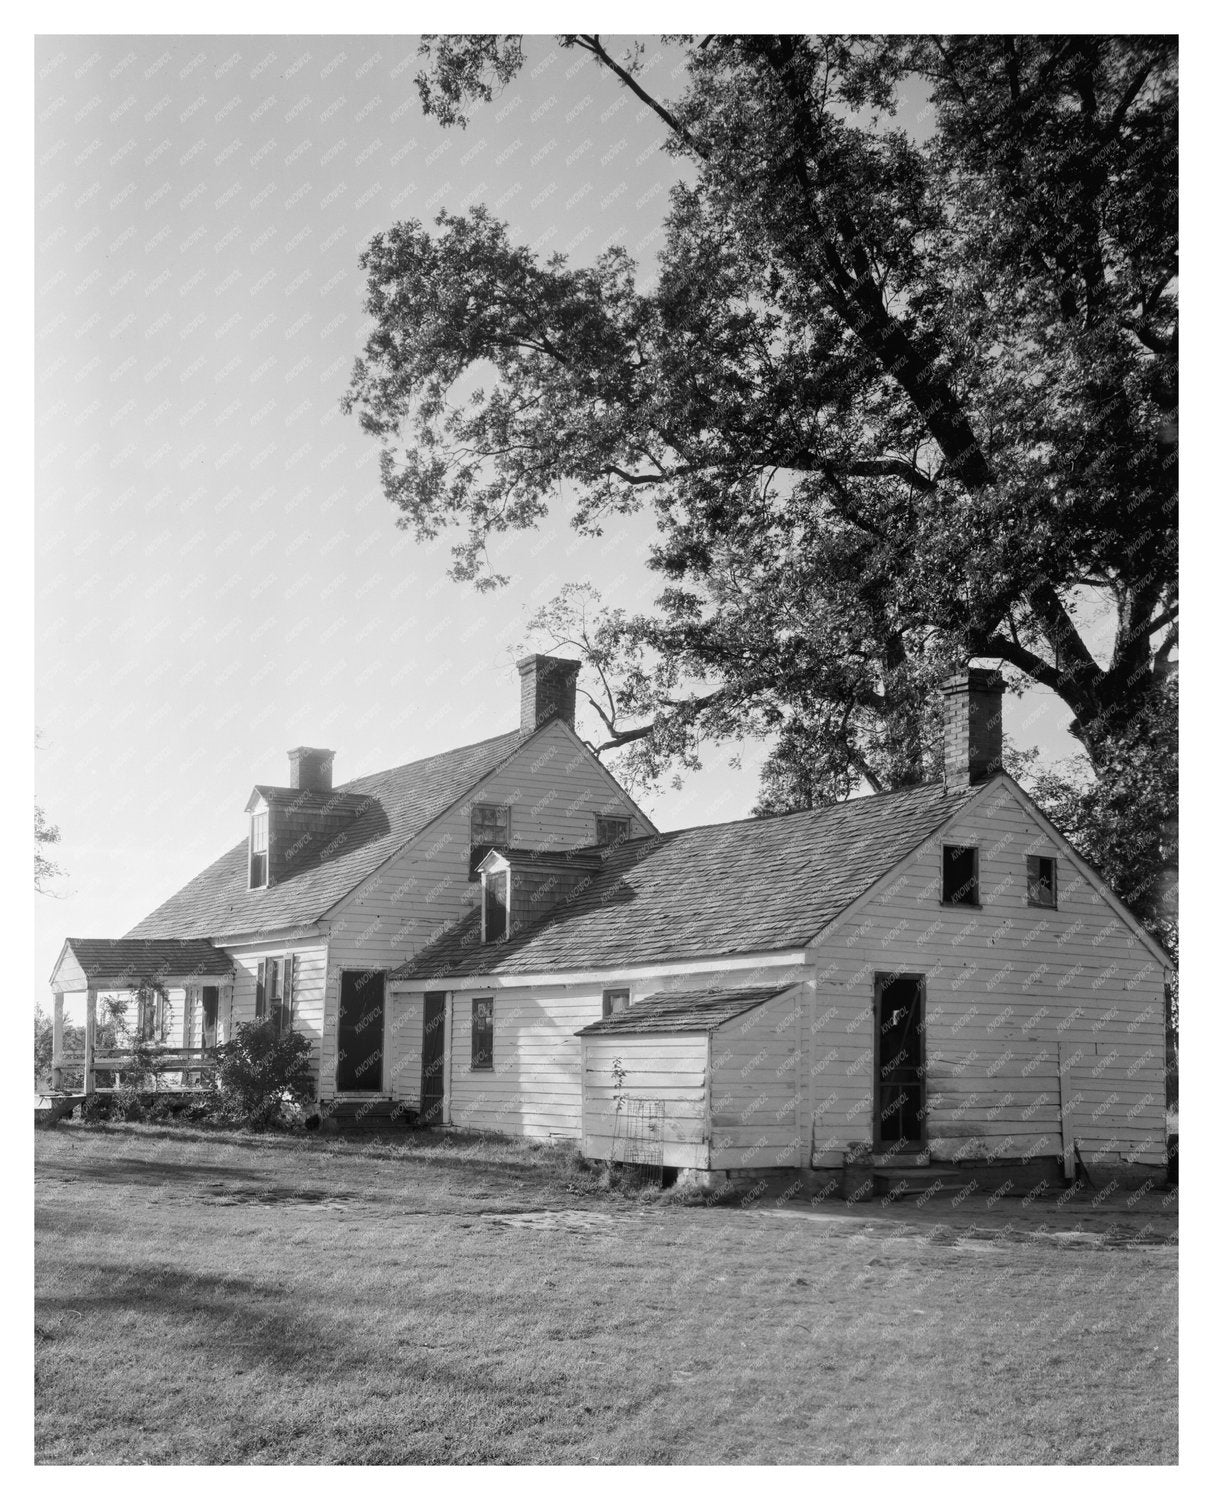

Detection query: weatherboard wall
xmin=432 ymin=962 xmax=809 ymax=1145
xmin=707 ymin=985 xmax=804 ymax=1170
xmin=804 ymin=778 xmax=1168 ymax=1170
xmin=318 ymin=719 xmax=655 ymax=1099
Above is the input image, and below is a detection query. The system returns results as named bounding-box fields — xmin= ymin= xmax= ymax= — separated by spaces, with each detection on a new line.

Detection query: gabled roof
xmin=391 ymin=780 xmax=984 ymax=982
xmin=50 ymin=938 xmax=233 ymax=989
xmin=126 ymin=730 xmax=525 ymax=941
xmin=577 ymin=985 xmax=793 ymax=1037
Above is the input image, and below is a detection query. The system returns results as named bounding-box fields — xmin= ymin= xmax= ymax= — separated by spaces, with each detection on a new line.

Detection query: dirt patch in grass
xmin=36 ymin=1122 xmax=1177 ymax=1464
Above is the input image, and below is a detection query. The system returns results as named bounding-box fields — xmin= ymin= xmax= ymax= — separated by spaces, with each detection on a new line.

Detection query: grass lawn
xmin=35 ymin=1123 xmax=1178 ymax=1465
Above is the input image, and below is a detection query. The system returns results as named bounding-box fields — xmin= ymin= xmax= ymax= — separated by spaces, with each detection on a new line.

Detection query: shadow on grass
xmin=37 ymin=1262 xmax=327 ymax=1374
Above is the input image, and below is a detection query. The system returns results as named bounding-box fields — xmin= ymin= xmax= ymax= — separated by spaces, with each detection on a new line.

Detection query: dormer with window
xmin=244 ymin=747 xmax=375 ymax=893
xmin=477 ymin=845 xmax=604 ymax=943
xmin=249 ymin=799 xmax=269 ymax=889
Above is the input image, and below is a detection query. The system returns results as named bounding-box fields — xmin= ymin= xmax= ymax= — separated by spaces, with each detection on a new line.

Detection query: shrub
xmin=210 ymin=1022 xmax=315 ymax=1128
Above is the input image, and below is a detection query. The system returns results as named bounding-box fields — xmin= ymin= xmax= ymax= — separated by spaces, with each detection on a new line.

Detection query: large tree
xmin=344 ymin=34 xmax=1177 ymax=942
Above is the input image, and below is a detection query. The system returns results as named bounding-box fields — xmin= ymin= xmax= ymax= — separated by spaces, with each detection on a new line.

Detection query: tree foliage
xmin=344 ymin=33 xmax=1177 ymax=924
xmin=212 ymin=1022 xmax=316 ymax=1129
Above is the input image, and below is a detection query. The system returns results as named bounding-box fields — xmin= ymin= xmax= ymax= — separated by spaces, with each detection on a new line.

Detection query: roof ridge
xmin=610 ymin=777 xmax=963 ymax=848
xmin=336 ymin=727 xmax=520 ymax=792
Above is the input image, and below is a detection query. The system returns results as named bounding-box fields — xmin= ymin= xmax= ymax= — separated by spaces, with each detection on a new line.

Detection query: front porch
xmin=46 ymin=937 xmax=235 ymax=1100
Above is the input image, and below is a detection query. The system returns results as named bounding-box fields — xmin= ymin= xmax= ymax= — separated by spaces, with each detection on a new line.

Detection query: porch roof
xmin=50 ymin=937 xmax=234 ymax=991
xmin=576 ymin=985 xmax=794 ymax=1037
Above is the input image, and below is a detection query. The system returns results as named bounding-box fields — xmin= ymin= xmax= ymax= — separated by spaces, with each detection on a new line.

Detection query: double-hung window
xmin=256 ymin=955 xmax=295 ymax=1036
xmin=1026 ymin=854 xmax=1057 ymax=908
xmin=249 ymin=810 xmax=269 ymax=888
xmin=471 ymin=996 xmax=494 ymax=1070
xmin=469 ymin=802 xmax=510 ymax=878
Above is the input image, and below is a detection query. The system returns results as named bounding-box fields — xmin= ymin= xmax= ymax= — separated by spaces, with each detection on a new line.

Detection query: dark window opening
xmin=875 ymin=972 xmax=926 ymax=1148
xmin=201 ymin=986 xmax=219 ymax=1049
xmin=471 ymin=997 xmax=494 ymax=1071
xmin=1027 ymin=854 xmax=1057 ymax=908
xmin=484 ymin=870 xmax=508 ymax=942
xmin=942 ymin=844 xmax=979 ymax=906
xmin=602 ymin=987 xmax=630 ymax=1018
xmin=596 ymin=814 xmax=632 ymax=846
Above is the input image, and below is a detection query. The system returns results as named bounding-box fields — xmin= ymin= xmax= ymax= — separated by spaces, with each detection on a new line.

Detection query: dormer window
xmin=484 ymin=867 xmax=509 ymax=942
xmin=249 ymin=808 xmax=269 ymax=889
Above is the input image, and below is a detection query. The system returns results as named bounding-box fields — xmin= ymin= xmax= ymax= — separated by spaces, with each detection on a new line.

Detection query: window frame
xmin=469 ymin=801 xmax=511 ymax=879
xmin=941 ymin=843 xmax=981 ymax=908
xmin=249 ymin=807 xmax=269 ymax=889
xmin=255 ymin=953 xmax=295 ymax=1037
xmin=1026 ymin=853 xmax=1058 ymax=909
xmin=595 ymin=813 xmax=632 ymax=847
xmin=602 ymin=986 xmax=631 ymax=1019
xmin=470 ymin=995 xmax=494 ymax=1072
xmin=483 ymin=866 xmax=510 ymax=943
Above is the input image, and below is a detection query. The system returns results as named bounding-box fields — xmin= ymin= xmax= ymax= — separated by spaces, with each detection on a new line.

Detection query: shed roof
xmin=50 ymin=938 xmax=234 ymax=989
xmin=126 ymin=729 xmax=525 ymax=941
xmin=577 ymin=985 xmax=793 ymax=1036
xmin=392 ymin=779 xmax=983 ymax=982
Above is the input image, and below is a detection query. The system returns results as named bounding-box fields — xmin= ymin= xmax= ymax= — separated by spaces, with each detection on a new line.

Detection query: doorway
xmin=337 ymin=970 xmax=385 ymax=1092
xmin=420 ymin=991 xmax=446 ymax=1124
xmin=873 ymin=972 xmax=927 ymax=1151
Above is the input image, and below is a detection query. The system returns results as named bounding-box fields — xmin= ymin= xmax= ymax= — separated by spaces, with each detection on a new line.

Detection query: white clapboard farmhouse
xmin=50 ymin=661 xmax=1170 ymax=1187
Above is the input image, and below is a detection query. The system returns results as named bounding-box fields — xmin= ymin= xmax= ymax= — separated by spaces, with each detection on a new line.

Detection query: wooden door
xmin=874 ymin=972 xmax=927 ymax=1151
xmin=337 ymin=970 xmax=385 ymax=1092
xmin=420 ymin=992 xmax=446 ymax=1124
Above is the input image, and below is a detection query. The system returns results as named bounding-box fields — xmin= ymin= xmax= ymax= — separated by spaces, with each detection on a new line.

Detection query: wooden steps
xmin=317 ymin=1099 xmax=421 ymax=1135
xmin=870 ymin=1166 xmax=970 ymax=1200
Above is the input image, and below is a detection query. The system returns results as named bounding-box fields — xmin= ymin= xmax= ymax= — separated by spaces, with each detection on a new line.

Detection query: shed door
xmin=874 ymin=972 xmax=926 ymax=1151
xmin=420 ymin=992 xmax=446 ymax=1125
xmin=337 ymin=971 xmax=385 ymax=1093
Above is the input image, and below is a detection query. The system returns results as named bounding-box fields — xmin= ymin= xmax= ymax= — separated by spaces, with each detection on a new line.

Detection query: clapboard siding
xmin=806 ymin=778 xmax=1168 ymax=1168
xmin=402 ymin=961 xmax=804 ymax=1146
xmin=221 ymin=940 xmax=327 ymax=1084
xmin=317 ymin=720 xmax=656 ymax=1098
xmin=583 ymin=1030 xmax=710 ymax=1169
xmin=707 ymin=987 xmax=803 ymax=1170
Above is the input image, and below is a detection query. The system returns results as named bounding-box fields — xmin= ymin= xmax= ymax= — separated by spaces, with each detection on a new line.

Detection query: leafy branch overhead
xmin=344 ymin=33 xmax=1176 ymax=924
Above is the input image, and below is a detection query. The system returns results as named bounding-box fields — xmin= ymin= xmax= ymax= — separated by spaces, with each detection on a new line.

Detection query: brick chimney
xmin=287 ymin=746 xmax=335 ymax=793
xmin=942 ymin=669 xmax=1005 ymax=790
xmin=517 ymin=655 xmax=580 ymax=734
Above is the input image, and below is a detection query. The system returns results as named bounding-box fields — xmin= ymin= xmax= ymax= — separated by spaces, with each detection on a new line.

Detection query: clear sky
xmin=34 ymin=33 xmax=1089 ymax=1001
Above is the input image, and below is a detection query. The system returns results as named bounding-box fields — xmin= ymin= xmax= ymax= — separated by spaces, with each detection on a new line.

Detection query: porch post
xmin=83 ymin=986 xmax=97 ymax=1098
xmin=51 ymin=990 xmax=64 ymax=1091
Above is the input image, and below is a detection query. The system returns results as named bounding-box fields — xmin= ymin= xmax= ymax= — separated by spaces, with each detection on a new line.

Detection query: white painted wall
xmin=805 ymin=778 xmax=1168 ymax=1169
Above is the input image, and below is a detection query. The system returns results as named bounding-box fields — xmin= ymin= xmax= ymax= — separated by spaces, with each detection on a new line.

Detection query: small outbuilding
xmin=578 ymin=985 xmax=802 ymax=1172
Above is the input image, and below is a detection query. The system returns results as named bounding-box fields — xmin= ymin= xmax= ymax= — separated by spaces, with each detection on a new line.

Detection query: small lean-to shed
xmin=577 ymin=985 xmax=802 ymax=1173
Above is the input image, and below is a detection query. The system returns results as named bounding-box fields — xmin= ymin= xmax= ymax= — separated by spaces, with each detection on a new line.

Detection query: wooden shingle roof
xmin=126 ymin=730 xmax=524 ymax=942
xmin=51 ymin=938 xmax=233 ymax=988
xmin=577 ymin=986 xmax=793 ymax=1036
xmin=391 ymin=780 xmax=983 ymax=982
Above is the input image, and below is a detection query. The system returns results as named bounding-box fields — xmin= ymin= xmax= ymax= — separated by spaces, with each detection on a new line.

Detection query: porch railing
xmin=53 ymin=1045 xmax=220 ymax=1092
